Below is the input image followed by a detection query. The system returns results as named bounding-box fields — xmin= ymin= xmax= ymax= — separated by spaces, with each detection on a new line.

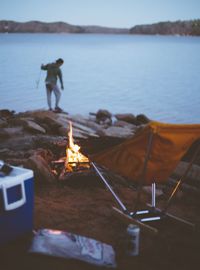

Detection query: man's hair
xmin=56 ymin=58 xmax=64 ymax=64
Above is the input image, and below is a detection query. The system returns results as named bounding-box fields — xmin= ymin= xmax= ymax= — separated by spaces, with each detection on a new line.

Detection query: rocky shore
xmin=0 ymin=108 xmax=200 ymax=270
xmin=0 ymin=109 xmax=151 ymax=181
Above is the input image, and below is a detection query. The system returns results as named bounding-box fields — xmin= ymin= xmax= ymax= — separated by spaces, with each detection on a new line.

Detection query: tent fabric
xmin=90 ymin=121 xmax=200 ymax=185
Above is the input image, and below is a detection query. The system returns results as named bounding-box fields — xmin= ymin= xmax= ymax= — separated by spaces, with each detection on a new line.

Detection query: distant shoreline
xmin=0 ymin=19 xmax=200 ymax=36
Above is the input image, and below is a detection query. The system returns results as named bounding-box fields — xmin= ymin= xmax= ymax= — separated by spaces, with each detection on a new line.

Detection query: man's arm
xmin=41 ymin=64 xmax=48 ymax=70
xmin=58 ymin=69 xmax=64 ymax=90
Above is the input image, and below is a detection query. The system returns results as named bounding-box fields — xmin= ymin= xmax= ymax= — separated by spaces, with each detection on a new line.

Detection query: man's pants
xmin=46 ymin=83 xmax=61 ymax=109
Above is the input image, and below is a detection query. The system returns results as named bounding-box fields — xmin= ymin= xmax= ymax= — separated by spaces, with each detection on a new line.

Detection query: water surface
xmin=0 ymin=34 xmax=200 ymax=123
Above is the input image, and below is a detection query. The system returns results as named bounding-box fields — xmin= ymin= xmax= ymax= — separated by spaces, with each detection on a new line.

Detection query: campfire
xmin=52 ymin=121 xmax=90 ymax=179
xmin=65 ymin=121 xmax=90 ymax=172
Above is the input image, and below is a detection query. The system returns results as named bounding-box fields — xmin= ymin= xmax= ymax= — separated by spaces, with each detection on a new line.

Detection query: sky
xmin=0 ymin=0 xmax=200 ymax=28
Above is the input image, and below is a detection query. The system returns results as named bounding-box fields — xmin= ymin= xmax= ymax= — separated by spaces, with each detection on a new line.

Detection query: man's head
xmin=56 ymin=58 xmax=64 ymax=66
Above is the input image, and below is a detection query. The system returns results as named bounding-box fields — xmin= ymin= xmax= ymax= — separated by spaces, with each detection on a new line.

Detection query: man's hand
xmin=61 ymin=85 xmax=64 ymax=90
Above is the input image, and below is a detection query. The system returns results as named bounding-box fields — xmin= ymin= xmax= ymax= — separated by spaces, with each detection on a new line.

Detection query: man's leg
xmin=46 ymin=84 xmax=53 ymax=110
xmin=53 ymin=84 xmax=61 ymax=109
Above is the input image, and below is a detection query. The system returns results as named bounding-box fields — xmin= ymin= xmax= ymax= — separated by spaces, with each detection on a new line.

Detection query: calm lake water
xmin=0 ymin=33 xmax=200 ymax=123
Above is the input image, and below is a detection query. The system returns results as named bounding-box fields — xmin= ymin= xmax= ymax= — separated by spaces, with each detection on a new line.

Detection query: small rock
xmin=96 ymin=109 xmax=112 ymax=125
xmin=136 ymin=114 xmax=151 ymax=124
xmin=115 ymin=113 xmax=137 ymax=125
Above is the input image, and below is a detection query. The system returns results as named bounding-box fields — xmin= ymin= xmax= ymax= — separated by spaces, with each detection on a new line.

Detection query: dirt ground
xmin=1 ymin=171 xmax=200 ymax=270
xmin=1 ymin=110 xmax=200 ymax=269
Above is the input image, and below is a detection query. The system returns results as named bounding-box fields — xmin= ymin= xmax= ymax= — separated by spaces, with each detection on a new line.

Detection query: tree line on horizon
xmin=0 ymin=19 xmax=200 ymax=36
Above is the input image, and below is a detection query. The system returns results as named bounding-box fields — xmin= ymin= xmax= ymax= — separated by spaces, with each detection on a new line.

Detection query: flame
xmin=65 ymin=121 xmax=89 ymax=171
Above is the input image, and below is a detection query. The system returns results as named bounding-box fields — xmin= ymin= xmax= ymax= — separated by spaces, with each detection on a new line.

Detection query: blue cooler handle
xmin=2 ymin=178 xmax=26 ymax=211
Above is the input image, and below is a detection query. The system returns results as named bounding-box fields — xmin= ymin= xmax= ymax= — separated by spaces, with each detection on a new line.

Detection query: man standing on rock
xmin=41 ymin=58 xmax=64 ymax=112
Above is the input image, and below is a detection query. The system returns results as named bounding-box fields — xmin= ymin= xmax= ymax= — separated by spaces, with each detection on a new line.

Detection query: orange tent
xmin=91 ymin=121 xmax=200 ymax=185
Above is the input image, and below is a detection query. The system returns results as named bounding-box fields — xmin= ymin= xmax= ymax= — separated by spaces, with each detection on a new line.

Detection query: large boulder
xmin=25 ymin=154 xmax=56 ymax=183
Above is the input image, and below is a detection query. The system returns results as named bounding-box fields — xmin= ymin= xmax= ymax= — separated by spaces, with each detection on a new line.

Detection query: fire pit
xmin=49 ymin=121 xmax=125 ymax=192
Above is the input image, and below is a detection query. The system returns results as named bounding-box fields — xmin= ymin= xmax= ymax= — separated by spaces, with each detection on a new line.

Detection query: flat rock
xmin=23 ymin=119 xmax=46 ymax=134
xmin=3 ymin=127 xmax=24 ymax=137
xmin=97 ymin=126 xmax=135 ymax=139
xmin=60 ymin=114 xmax=103 ymax=132
xmin=113 ymin=120 xmax=137 ymax=130
xmin=58 ymin=126 xmax=88 ymax=139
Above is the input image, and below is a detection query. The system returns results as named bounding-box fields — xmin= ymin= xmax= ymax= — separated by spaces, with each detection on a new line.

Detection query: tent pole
xmin=133 ymin=131 xmax=154 ymax=213
xmin=151 ymin=182 xmax=156 ymax=208
xmin=163 ymin=143 xmax=200 ymax=214
xmin=91 ymin=162 xmax=128 ymax=213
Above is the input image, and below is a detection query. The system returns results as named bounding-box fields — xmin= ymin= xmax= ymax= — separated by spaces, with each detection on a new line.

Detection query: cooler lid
xmin=0 ymin=160 xmax=33 ymax=184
